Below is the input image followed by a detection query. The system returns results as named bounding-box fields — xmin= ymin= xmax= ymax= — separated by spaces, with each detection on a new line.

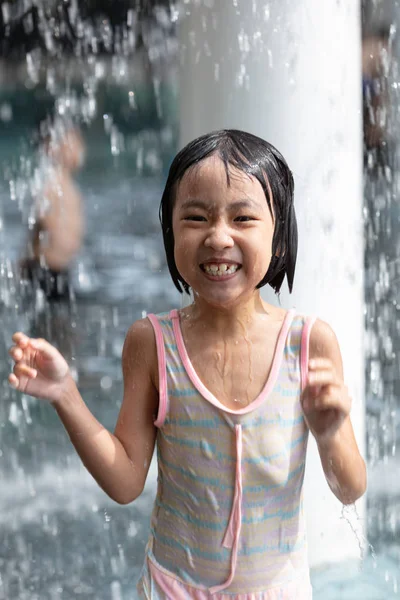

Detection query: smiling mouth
xmin=200 ymin=263 xmax=242 ymax=277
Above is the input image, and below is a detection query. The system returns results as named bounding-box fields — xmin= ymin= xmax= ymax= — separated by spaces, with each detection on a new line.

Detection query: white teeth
xmin=203 ymin=263 xmax=239 ymax=276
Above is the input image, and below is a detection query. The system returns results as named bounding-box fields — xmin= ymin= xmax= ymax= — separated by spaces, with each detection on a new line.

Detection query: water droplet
xmin=100 ymin=376 xmax=113 ymax=390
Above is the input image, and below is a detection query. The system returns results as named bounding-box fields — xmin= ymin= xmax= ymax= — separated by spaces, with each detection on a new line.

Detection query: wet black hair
xmin=160 ymin=129 xmax=297 ymax=295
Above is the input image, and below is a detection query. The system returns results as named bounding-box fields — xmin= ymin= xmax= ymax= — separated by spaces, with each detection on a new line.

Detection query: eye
xmin=234 ymin=215 xmax=254 ymax=222
xmin=184 ymin=215 xmax=207 ymax=222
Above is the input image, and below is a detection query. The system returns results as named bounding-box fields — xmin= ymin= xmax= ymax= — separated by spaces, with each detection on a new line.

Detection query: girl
xmin=8 ymin=130 xmax=366 ymax=599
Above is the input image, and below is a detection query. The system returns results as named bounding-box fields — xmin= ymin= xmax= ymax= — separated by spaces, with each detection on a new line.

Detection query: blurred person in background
xmin=362 ymin=27 xmax=390 ymax=152
xmin=20 ymin=118 xmax=86 ymax=302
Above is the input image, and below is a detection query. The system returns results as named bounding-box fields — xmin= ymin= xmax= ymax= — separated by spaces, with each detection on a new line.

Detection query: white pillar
xmin=179 ymin=0 xmax=365 ymax=568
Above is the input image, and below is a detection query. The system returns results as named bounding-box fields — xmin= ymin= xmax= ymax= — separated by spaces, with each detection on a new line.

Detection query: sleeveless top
xmin=137 ymin=309 xmax=315 ymax=600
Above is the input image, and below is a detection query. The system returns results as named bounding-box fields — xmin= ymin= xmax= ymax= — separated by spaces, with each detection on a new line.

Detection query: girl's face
xmin=172 ymin=155 xmax=275 ymax=309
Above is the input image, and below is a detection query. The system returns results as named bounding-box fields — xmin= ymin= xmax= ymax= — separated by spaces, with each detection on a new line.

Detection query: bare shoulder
xmin=309 ymin=318 xmax=343 ymax=375
xmin=122 ymin=318 xmax=158 ymax=387
xmin=123 ymin=317 xmax=157 ymax=359
xmin=309 ymin=318 xmax=337 ymax=353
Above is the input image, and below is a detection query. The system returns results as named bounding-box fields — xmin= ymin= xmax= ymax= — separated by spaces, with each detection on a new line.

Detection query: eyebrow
xmin=179 ymin=198 xmax=261 ymax=211
xmin=180 ymin=199 xmax=209 ymax=210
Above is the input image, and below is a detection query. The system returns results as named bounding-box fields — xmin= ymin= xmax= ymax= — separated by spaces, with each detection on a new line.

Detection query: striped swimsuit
xmin=137 ymin=309 xmax=314 ymax=599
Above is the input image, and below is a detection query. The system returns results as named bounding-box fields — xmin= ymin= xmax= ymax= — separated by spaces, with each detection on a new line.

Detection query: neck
xmin=187 ymin=291 xmax=272 ymax=335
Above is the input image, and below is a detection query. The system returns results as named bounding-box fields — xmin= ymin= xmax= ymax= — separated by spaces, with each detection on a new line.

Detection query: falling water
xmin=363 ymin=1 xmax=400 ymax=592
xmin=0 ymin=3 xmax=180 ymax=599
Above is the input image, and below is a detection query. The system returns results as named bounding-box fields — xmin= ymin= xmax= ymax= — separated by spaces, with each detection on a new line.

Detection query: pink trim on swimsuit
xmin=210 ymin=423 xmax=243 ymax=594
xmin=146 ymin=555 xmax=313 ymax=599
xmin=170 ymin=308 xmax=296 ymax=415
xmin=300 ymin=317 xmax=316 ymax=391
xmin=147 ymin=314 xmax=168 ymax=427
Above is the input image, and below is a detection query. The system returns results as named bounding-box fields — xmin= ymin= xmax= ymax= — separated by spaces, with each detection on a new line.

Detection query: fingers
xmin=308 ymin=358 xmax=340 ymax=387
xmin=10 ymin=333 xmax=58 ymax=360
xmin=8 ymin=332 xmax=39 ymax=390
xmin=308 ymin=358 xmax=332 ymax=370
xmin=28 ymin=337 xmax=58 ymax=357
xmin=8 ymin=345 xmax=23 ymax=361
xmin=13 ymin=363 xmax=37 ymax=379
xmin=308 ymin=369 xmax=337 ymax=386
xmin=302 ymin=383 xmax=351 ymax=414
xmin=10 ymin=332 xmax=35 ymax=359
xmin=8 ymin=364 xmax=37 ymax=391
xmin=8 ymin=373 xmax=19 ymax=389
xmin=12 ymin=332 xmax=31 ymax=348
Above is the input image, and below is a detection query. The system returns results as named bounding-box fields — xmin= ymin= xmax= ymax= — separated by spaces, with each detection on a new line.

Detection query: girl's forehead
xmin=178 ymin=155 xmax=263 ymax=196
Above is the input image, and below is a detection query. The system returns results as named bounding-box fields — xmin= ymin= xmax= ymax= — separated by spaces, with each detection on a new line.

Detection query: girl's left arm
xmin=301 ymin=319 xmax=367 ymax=505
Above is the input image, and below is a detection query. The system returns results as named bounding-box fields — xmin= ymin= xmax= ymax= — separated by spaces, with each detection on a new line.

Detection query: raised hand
xmin=8 ymin=333 xmax=70 ymax=404
xmin=301 ymin=357 xmax=351 ymax=442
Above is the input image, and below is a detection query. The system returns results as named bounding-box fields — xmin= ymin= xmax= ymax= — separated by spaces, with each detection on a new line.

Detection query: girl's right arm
xmin=8 ymin=318 xmax=159 ymax=505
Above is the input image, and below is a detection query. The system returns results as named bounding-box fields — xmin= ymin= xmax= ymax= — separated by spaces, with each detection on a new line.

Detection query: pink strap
xmin=210 ymin=424 xmax=243 ymax=595
xmin=300 ymin=316 xmax=316 ymax=391
xmin=147 ymin=314 xmax=168 ymax=428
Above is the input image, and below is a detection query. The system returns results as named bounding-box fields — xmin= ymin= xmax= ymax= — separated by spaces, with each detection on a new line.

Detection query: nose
xmin=204 ymin=221 xmax=234 ymax=251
